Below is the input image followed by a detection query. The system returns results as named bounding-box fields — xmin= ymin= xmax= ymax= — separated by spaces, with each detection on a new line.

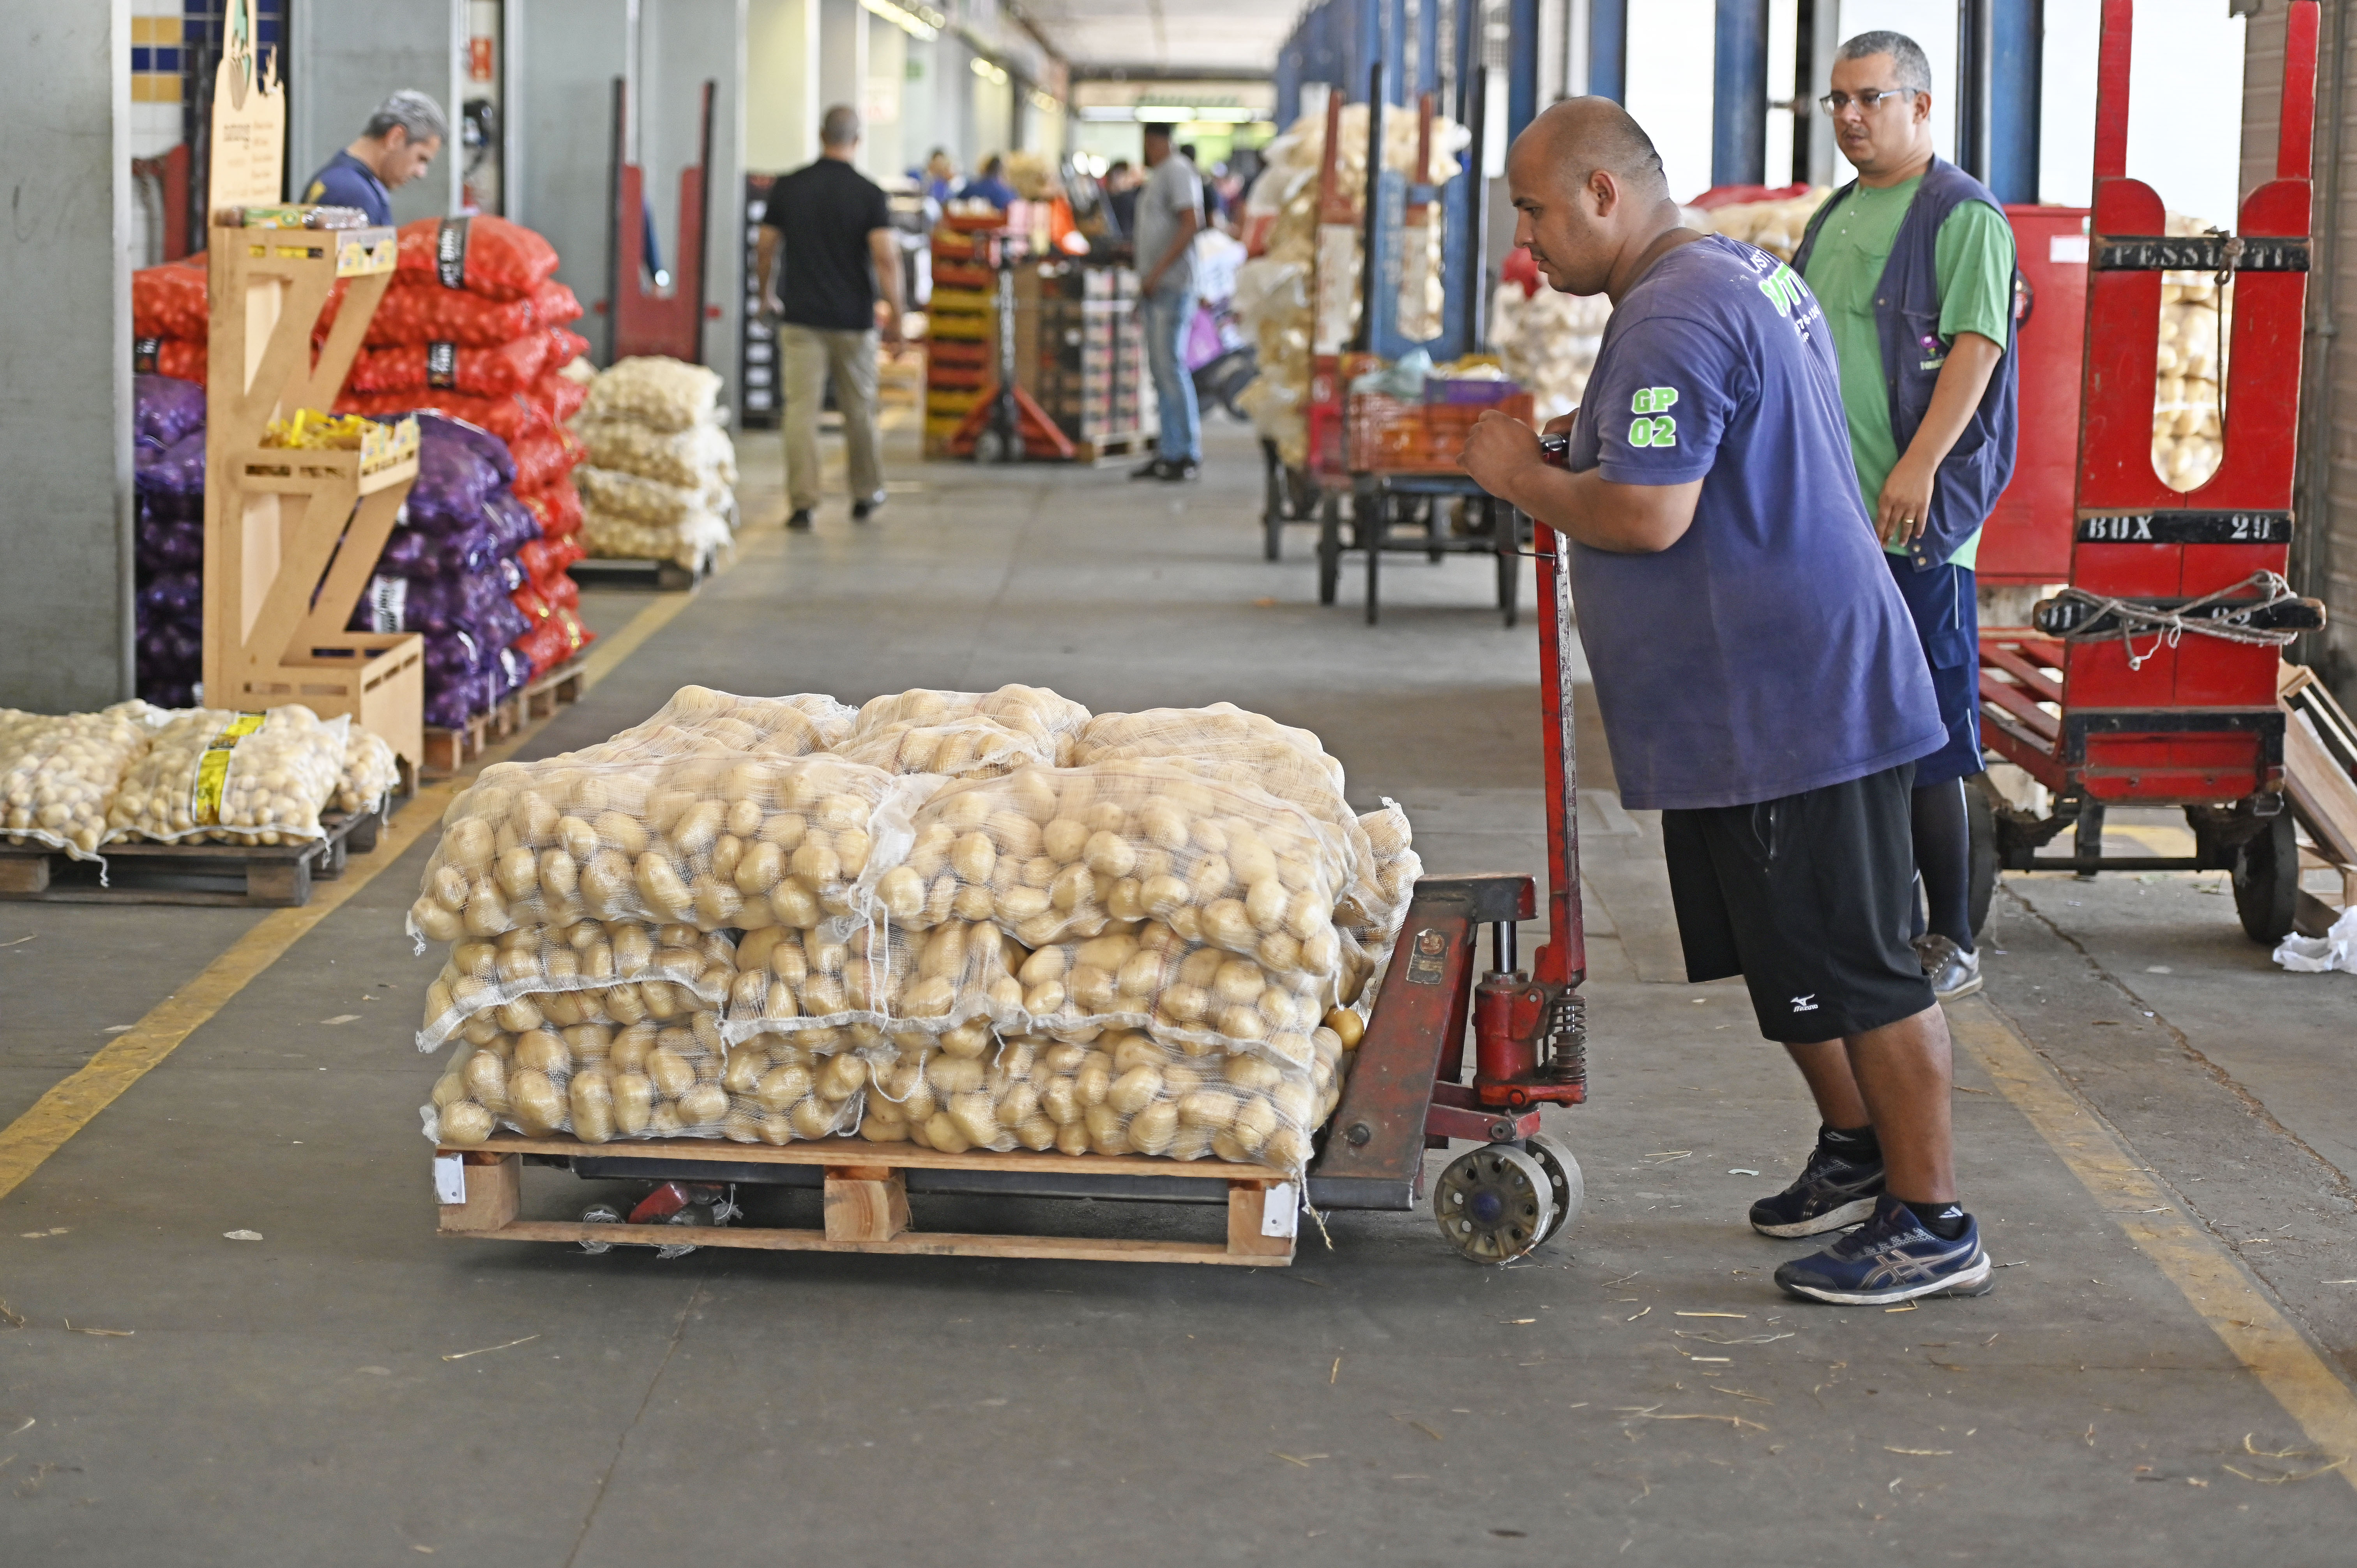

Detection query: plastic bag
xmin=0 ymin=701 xmax=161 ymax=858
xmin=338 ymin=726 xmax=403 ymax=816
xmin=136 ymin=337 xmax=207 ymax=385
xmin=416 ymin=919 xmax=737 ymax=1051
xmin=403 ymin=440 xmax=503 ymax=534
xmin=416 ymin=412 xmax=517 ymax=485
xmin=516 ymin=475 xmax=583 ymax=539
xmin=574 ymin=465 xmax=710 ymax=529
xmin=106 ymin=706 xmax=349 ymax=845
xmin=519 ymin=535 xmax=583 ymax=587
xmin=482 ymin=491 xmax=543 ymax=554
xmin=570 ymin=418 xmax=739 ymax=491
xmin=339 ymin=387 xmax=553 ymax=445
xmin=533 ymin=371 xmax=589 ymax=426
xmin=423 ymin=1007 xmax=743 ymax=1145
xmin=578 ymin=356 xmax=723 ymax=432
xmin=137 ymin=514 xmax=205 ymax=574
xmin=132 ymin=260 xmax=209 ymax=343
xmin=354 ymin=277 xmax=585 ymax=347
xmin=580 ymin=505 xmax=730 ymax=569
xmin=849 ymin=1025 xmax=1345 ymax=1168
xmin=347 ymin=331 xmax=551 ymax=397
xmin=136 ymin=430 xmax=209 ymax=506
xmin=405 ymin=748 xmax=917 ymax=945
xmin=138 ymin=570 xmax=205 ymax=626
xmin=511 ymin=426 xmax=584 ymax=493
xmin=134 ymin=374 xmax=208 ymax=446
xmin=394 ymin=215 xmax=562 ymax=303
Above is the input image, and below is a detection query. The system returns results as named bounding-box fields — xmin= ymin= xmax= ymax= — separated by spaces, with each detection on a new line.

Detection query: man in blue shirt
xmin=299 ymin=90 xmax=446 ymax=227
xmin=957 ymin=156 xmax=1019 ymax=210
xmin=1463 ymin=97 xmax=1993 ymax=1308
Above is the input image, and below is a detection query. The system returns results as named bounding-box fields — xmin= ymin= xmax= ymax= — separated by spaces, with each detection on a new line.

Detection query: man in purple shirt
xmin=1463 ymin=98 xmax=1992 ymax=1308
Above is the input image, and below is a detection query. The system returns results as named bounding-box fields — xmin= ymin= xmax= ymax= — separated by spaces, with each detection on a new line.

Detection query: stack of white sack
xmin=571 ymin=356 xmax=737 ymax=569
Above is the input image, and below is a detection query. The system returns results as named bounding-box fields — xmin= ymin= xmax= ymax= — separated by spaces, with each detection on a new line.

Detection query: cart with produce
xmin=1972 ymin=0 xmax=2330 ymax=943
xmin=421 ymin=531 xmax=1596 ymax=1266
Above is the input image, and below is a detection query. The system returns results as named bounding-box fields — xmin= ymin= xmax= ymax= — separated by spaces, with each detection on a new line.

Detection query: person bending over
xmin=1461 ymin=97 xmax=1992 ymax=1307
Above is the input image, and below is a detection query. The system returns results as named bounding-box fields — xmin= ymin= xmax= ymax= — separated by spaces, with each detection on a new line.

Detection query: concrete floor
xmin=5 ymin=420 xmax=2356 ymax=1564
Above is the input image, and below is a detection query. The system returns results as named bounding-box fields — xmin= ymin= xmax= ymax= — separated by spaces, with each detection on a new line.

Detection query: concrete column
xmin=866 ymin=18 xmax=908 ymax=180
xmin=0 ymin=1 xmax=134 ymax=711
xmin=508 ymin=0 xmax=631 ymax=359
xmin=819 ymin=0 xmax=869 ymax=171
xmin=640 ymin=0 xmax=748 ymax=399
xmin=748 ymin=0 xmax=821 ymax=173
xmin=288 ymin=0 xmax=466 ymax=222
xmin=900 ymin=36 xmax=938 ymax=169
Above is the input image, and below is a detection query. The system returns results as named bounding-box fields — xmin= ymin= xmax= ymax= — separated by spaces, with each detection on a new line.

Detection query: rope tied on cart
xmin=2044 ymin=569 xmax=2316 ymax=670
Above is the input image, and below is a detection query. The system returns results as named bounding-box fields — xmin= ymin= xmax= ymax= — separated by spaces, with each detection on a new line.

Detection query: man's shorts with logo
xmin=1660 ymin=763 xmax=1936 ymax=1042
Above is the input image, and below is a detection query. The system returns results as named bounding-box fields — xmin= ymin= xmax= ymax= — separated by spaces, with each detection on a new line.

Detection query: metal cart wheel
xmin=1966 ymin=774 xmax=2000 ymax=936
xmin=1317 ymin=495 xmax=1342 ymax=605
xmin=972 ymin=428 xmax=1007 ymax=465
xmin=1433 ymin=1142 xmax=1558 ymax=1263
xmin=2232 ymin=808 xmax=2300 ymax=943
xmin=1522 ymin=1132 xmax=1585 ymax=1244
xmin=576 ymin=1201 xmax=623 ymax=1254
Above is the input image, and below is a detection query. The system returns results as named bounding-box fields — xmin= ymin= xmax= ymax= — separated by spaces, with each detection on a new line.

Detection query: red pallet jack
xmin=1974 ymin=0 xmax=2330 ymax=942
xmin=947 ymin=228 xmax=1076 ymax=464
xmin=545 ymin=518 xmax=1594 ymax=1264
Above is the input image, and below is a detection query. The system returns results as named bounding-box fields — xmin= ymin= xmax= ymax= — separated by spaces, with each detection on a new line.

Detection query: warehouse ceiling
xmin=1013 ymin=0 xmax=1291 ymax=76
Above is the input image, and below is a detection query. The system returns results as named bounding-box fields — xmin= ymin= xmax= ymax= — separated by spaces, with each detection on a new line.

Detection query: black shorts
xmin=1662 ymin=763 xmax=1936 ymax=1042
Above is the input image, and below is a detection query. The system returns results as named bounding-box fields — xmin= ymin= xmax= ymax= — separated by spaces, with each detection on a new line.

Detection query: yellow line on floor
xmin=0 ymin=588 xmax=692 ymax=1206
xmin=1951 ymin=997 xmax=2357 ymax=1489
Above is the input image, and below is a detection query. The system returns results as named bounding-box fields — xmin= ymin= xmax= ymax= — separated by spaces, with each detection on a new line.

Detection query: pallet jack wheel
xmin=2231 ymin=809 xmax=2299 ymax=944
xmin=972 ymin=428 xmax=1008 ymax=465
xmin=1433 ymin=1143 xmax=1557 ymax=1263
xmin=1522 ymin=1132 xmax=1585 ymax=1244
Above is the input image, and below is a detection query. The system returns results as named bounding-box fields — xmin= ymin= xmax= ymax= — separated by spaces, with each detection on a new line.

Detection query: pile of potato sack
xmin=413 ymin=685 xmax=1421 ymax=1173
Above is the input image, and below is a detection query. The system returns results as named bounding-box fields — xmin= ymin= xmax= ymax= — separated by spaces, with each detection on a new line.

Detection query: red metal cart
xmin=1974 ymin=0 xmax=2330 ymax=942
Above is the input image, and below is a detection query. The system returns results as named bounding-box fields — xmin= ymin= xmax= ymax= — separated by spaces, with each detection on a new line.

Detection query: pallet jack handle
xmin=1529 ymin=518 xmax=1586 ymax=989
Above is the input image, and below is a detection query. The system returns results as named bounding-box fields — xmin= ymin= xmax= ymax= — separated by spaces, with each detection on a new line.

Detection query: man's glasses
xmin=1818 ymin=87 xmax=1920 ymax=115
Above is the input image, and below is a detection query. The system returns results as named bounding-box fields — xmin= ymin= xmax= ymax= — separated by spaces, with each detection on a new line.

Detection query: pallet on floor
xmin=435 ymin=1134 xmax=1300 ymax=1266
xmin=567 ymin=551 xmax=711 ymax=592
xmin=1073 ymin=431 xmax=1156 ymax=465
xmin=0 ymin=800 xmax=393 ymax=907
xmin=420 ymin=654 xmax=591 ymax=779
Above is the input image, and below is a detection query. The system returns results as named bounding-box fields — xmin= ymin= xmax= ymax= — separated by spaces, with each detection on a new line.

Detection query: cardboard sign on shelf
xmin=200 ymin=0 xmax=424 ymax=770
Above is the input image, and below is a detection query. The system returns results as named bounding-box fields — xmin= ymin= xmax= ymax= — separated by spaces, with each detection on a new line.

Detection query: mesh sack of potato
xmin=417 ymin=919 xmax=738 ymax=1052
xmin=570 ymin=416 xmax=738 ymax=491
xmin=337 ymin=726 xmax=403 ymax=816
xmin=722 ymin=917 xmax=1025 ymax=1045
xmin=1073 ymin=704 xmax=1348 ymax=820
xmin=424 ymin=1008 xmax=757 ymax=1146
xmin=856 ymin=1024 xmax=1351 ymax=1171
xmin=2154 ymin=219 xmax=2230 ymax=493
xmin=564 ymin=686 xmax=855 ymax=765
xmin=843 ymin=686 xmax=1090 ymax=766
xmin=578 ymin=355 xmax=724 ymax=433
xmin=0 ymin=701 xmax=161 ymax=859
xmin=406 ymin=750 xmax=922 ymax=945
xmin=106 ymin=705 xmax=349 ymax=846
xmin=576 ymin=464 xmax=713 ymax=529
xmin=580 ymin=502 xmax=732 ymax=570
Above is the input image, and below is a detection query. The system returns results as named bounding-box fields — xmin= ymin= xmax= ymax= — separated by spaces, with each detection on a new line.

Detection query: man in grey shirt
xmin=1131 ymin=124 xmax=1203 ymax=481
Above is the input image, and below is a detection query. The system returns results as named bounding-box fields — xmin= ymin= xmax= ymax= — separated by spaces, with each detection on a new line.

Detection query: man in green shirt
xmin=1797 ymin=30 xmax=2017 ymax=1017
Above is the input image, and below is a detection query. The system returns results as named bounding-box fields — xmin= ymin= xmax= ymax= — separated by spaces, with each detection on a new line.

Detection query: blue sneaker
xmin=1773 ymin=1194 xmax=1995 ymax=1305
xmin=1748 ymin=1144 xmax=1885 ymax=1238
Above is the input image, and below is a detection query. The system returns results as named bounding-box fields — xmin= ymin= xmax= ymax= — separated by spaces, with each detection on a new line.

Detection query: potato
xmin=508 ymin=1069 xmax=567 ymax=1135
xmin=437 ymin=1101 xmax=495 ymax=1146
xmin=677 ymin=1082 xmax=730 ymax=1127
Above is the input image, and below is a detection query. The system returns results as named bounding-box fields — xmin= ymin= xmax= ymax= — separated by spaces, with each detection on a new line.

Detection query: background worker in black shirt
xmin=757 ymin=105 xmax=903 ymax=531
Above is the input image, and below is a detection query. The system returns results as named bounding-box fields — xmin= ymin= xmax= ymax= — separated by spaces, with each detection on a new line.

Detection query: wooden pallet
xmin=567 ymin=552 xmax=710 ymax=592
xmin=1072 ymin=431 xmax=1155 ymax=465
xmin=420 ymin=654 xmax=590 ymax=779
xmin=2281 ymin=662 xmax=2357 ymax=933
xmin=435 ymin=1134 xmax=1300 ymax=1266
xmin=0 ymin=800 xmax=391 ymax=907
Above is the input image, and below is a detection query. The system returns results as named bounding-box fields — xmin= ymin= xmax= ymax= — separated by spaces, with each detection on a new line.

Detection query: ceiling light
xmin=858 ymin=0 xmax=939 ymax=40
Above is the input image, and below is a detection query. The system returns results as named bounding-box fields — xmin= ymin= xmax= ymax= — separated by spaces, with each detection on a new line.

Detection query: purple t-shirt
xmin=1562 ymin=235 xmax=1944 ymax=811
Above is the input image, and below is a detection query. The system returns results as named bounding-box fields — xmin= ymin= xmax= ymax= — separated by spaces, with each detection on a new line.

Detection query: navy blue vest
xmin=1792 ymin=158 xmax=2020 ymax=571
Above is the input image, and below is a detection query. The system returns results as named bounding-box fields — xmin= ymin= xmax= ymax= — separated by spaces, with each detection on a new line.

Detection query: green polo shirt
xmin=1799 ymin=177 xmax=2016 ymax=570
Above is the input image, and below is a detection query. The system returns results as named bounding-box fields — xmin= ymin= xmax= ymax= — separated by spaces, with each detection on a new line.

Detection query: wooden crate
xmin=0 ymin=802 xmax=390 ymax=907
xmin=436 ymin=1134 xmax=1300 ymax=1266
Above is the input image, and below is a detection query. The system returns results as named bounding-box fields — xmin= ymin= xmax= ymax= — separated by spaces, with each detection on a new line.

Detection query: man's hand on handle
xmin=1461 ymin=408 xmax=1547 ymax=501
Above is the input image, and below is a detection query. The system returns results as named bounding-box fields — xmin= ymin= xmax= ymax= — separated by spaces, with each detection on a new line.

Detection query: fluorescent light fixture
xmin=858 ymin=0 xmax=940 ymax=40
xmin=970 ymin=57 xmax=1009 ymax=85
xmin=1030 ymin=89 xmax=1061 ymax=113
xmin=1134 ymin=105 xmax=1254 ymax=124
xmin=1077 ymin=106 xmax=1134 ymax=122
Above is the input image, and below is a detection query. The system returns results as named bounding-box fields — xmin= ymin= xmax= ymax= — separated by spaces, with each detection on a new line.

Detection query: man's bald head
xmin=1520 ymin=97 xmax=1670 ymax=205
xmin=1505 ymin=98 xmax=1690 ymax=300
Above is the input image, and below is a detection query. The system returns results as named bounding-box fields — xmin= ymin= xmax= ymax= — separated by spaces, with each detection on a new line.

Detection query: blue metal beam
xmin=1588 ymin=0 xmax=1627 ymax=102
xmin=1712 ymin=0 xmax=1769 ymax=185
xmin=1508 ymin=0 xmax=1539 ymax=137
xmin=1988 ymin=0 xmax=2042 ymax=203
